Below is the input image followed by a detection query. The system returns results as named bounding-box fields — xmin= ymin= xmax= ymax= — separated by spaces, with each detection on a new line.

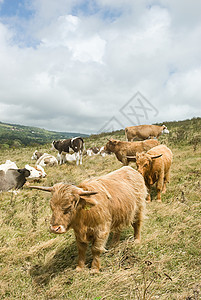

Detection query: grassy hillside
xmin=0 ymin=118 xmax=200 ymax=299
xmin=0 ymin=121 xmax=88 ymax=148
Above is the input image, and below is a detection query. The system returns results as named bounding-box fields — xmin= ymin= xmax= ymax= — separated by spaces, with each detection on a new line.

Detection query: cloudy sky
xmin=0 ymin=0 xmax=200 ymax=134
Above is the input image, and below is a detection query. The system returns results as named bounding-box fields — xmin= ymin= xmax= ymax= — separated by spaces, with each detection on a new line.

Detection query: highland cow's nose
xmin=50 ymin=225 xmax=66 ymax=234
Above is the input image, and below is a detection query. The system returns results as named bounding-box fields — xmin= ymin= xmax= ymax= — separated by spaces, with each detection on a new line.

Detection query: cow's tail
xmin=125 ymin=128 xmax=128 ymax=141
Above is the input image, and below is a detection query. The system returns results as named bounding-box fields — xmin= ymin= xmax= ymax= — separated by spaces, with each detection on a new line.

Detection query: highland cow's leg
xmin=162 ymin=182 xmax=167 ymax=193
xmin=162 ymin=169 xmax=170 ymax=193
xmin=121 ymin=156 xmax=128 ymax=166
xmin=76 ymin=241 xmax=88 ymax=271
xmin=91 ymin=232 xmax=109 ymax=273
xmin=146 ymin=193 xmax=151 ymax=202
xmin=111 ymin=230 xmax=121 ymax=246
xmin=146 ymin=187 xmax=151 ymax=202
xmin=91 ymin=248 xmax=101 ymax=273
xmin=132 ymin=210 xmax=143 ymax=243
xmin=156 ymin=177 xmax=163 ymax=202
xmin=155 ymin=173 xmax=165 ymax=202
xmin=156 ymin=190 xmax=162 ymax=202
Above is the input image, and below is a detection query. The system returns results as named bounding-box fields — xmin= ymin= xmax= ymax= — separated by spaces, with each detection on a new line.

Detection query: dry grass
xmin=0 ymin=123 xmax=200 ymax=299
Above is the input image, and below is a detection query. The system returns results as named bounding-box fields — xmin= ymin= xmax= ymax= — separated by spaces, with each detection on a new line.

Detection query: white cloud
xmin=39 ymin=15 xmax=106 ymax=63
xmin=167 ymin=69 xmax=201 ymax=106
xmin=0 ymin=1 xmax=200 ymax=134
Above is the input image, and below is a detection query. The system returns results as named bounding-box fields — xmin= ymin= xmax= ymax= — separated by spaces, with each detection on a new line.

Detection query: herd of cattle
xmin=1 ymin=124 xmax=172 ymax=273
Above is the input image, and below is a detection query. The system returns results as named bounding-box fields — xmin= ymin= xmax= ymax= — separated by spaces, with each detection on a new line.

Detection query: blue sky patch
xmin=0 ymin=0 xmax=33 ymax=19
xmin=72 ymin=0 xmax=122 ymax=21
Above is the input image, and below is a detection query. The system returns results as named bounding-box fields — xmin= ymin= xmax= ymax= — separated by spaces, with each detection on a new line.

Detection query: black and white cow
xmin=52 ymin=137 xmax=85 ymax=165
xmin=86 ymin=147 xmax=100 ymax=156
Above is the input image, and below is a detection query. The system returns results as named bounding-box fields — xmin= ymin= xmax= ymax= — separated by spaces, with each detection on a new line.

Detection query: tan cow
xmin=125 ymin=124 xmax=169 ymax=141
xmin=29 ymin=166 xmax=147 ymax=273
xmin=105 ymin=138 xmax=159 ymax=165
xmin=135 ymin=145 xmax=173 ymax=202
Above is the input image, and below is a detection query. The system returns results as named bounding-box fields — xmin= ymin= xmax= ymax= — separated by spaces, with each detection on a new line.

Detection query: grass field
xmin=0 ymin=119 xmax=200 ymax=299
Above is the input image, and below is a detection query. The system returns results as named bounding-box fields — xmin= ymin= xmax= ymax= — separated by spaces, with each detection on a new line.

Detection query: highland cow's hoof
xmin=76 ymin=266 xmax=84 ymax=272
xmin=90 ymin=268 xmax=100 ymax=274
xmin=134 ymin=238 xmax=141 ymax=244
xmin=146 ymin=195 xmax=151 ymax=203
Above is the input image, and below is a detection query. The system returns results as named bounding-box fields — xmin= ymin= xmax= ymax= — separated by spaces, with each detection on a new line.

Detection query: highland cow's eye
xmin=143 ymin=164 xmax=148 ymax=168
xmin=62 ymin=207 xmax=71 ymax=215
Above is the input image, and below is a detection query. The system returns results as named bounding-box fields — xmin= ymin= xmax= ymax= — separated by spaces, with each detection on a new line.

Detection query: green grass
xmin=0 ymin=119 xmax=200 ymax=299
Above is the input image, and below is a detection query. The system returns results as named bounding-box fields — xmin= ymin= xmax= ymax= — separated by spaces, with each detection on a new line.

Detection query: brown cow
xmin=125 ymin=124 xmax=169 ymax=141
xmin=135 ymin=145 xmax=173 ymax=202
xmin=105 ymin=138 xmax=159 ymax=165
xmin=29 ymin=166 xmax=147 ymax=273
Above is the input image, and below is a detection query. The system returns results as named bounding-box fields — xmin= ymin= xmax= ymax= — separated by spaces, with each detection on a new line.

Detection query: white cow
xmin=31 ymin=151 xmax=58 ymax=167
xmin=36 ymin=153 xmax=58 ymax=167
xmin=25 ymin=164 xmax=46 ymax=180
xmin=0 ymin=160 xmax=18 ymax=172
xmin=57 ymin=153 xmax=77 ymax=164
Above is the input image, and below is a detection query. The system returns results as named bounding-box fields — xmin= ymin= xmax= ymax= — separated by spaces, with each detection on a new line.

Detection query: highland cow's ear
xmin=111 ymin=140 xmax=118 ymax=145
xmin=76 ymin=188 xmax=98 ymax=208
xmin=151 ymin=154 xmax=163 ymax=159
xmin=107 ymin=138 xmax=115 ymax=143
xmin=79 ymin=197 xmax=98 ymax=209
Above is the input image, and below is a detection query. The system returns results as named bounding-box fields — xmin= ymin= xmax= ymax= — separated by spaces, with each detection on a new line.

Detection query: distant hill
xmin=0 ymin=121 xmax=89 ymax=149
xmin=0 ymin=118 xmax=200 ymax=149
xmin=89 ymin=117 xmax=201 ymax=139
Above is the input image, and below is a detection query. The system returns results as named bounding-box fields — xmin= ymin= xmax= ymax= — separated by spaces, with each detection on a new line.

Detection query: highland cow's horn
xmin=77 ymin=190 xmax=98 ymax=196
xmin=28 ymin=186 xmax=53 ymax=192
xmin=126 ymin=155 xmax=136 ymax=161
xmin=150 ymin=154 xmax=163 ymax=159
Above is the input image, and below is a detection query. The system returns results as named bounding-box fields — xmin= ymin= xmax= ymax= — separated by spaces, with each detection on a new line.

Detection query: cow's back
xmin=147 ymin=145 xmax=173 ymax=172
xmin=142 ymin=139 xmax=160 ymax=151
xmin=126 ymin=125 xmax=162 ymax=140
xmin=79 ymin=166 xmax=147 ymax=230
xmin=134 ymin=125 xmax=157 ymax=139
xmin=115 ymin=140 xmax=143 ymax=153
